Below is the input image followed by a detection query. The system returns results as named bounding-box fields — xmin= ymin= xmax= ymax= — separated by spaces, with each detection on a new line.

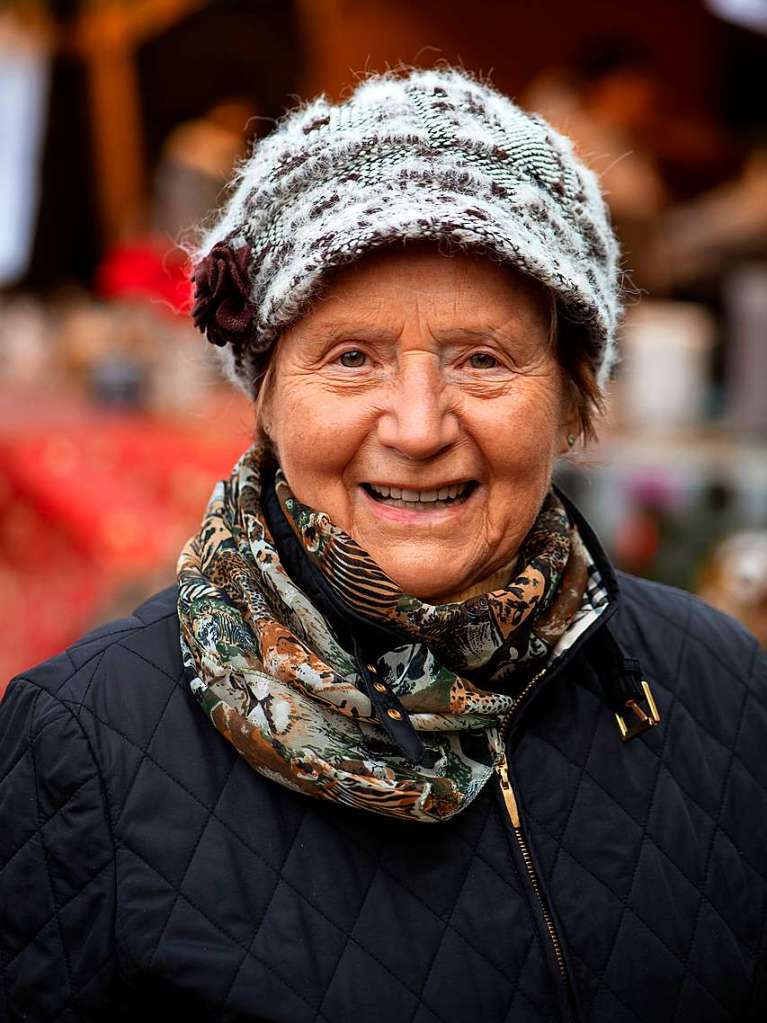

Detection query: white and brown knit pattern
xmin=195 ymin=67 xmax=622 ymax=394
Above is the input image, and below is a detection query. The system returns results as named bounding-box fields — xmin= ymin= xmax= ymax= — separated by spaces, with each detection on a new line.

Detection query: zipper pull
xmin=495 ymin=753 xmax=521 ymax=828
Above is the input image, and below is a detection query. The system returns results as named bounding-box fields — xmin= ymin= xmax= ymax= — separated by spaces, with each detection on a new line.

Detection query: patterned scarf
xmin=177 ymin=444 xmax=597 ymax=822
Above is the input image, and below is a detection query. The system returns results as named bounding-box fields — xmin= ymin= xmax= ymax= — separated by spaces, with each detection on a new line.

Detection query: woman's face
xmin=263 ymin=246 xmax=576 ymax=602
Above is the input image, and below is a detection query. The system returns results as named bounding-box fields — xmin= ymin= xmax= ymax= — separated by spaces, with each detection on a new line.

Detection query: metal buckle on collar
xmin=614 ymin=680 xmax=661 ymax=742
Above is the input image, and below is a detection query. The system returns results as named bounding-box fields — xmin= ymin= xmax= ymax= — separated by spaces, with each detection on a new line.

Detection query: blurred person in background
xmin=1 ymin=67 xmax=766 ymax=1023
xmin=698 ymin=530 xmax=767 ymax=647
xmin=153 ymin=98 xmax=258 ymax=241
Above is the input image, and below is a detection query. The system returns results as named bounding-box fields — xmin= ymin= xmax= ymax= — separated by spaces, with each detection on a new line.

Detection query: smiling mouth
xmin=361 ymin=480 xmax=478 ymax=509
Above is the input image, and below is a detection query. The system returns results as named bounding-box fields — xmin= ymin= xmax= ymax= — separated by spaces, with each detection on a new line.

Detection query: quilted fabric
xmin=2 ymin=563 xmax=767 ymax=1020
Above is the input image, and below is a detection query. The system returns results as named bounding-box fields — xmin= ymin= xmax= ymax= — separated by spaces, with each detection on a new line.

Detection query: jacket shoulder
xmin=617 ymin=572 xmax=764 ymax=675
xmin=613 ymin=570 xmax=765 ymax=704
xmin=7 ymin=586 xmax=182 ymax=708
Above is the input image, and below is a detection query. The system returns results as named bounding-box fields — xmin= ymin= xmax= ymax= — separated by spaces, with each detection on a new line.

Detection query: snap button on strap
xmin=352 ymin=637 xmax=425 ymax=764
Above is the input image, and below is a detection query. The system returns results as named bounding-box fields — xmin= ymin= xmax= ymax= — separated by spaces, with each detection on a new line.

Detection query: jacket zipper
xmin=495 ymin=752 xmax=567 ymax=978
xmin=492 ymin=666 xmax=570 ymax=983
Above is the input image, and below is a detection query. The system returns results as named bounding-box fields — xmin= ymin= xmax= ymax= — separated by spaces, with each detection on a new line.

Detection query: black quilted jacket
xmin=2 ymin=499 xmax=767 ymax=1023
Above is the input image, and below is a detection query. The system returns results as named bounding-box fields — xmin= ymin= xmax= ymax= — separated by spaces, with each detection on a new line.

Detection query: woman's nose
xmin=375 ymin=352 xmax=459 ymax=459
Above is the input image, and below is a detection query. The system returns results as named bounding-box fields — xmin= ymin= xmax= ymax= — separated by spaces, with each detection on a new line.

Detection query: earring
xmin=567 ymin=433 xmax=576 ymax=447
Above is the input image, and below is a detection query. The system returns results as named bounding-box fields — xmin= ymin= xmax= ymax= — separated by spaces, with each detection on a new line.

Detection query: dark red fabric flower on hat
xmin=191 ymin=242 xmax=255 ymax=349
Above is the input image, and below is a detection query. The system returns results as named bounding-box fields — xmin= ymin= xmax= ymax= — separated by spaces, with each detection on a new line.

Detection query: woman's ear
xmin=254 ymin=357 xmax=277 ymax=445
xmin=257 ymin=404 xmax=272 ymax=441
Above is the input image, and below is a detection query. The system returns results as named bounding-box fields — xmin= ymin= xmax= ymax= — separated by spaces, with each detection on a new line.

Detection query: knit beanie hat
xmin=191 ymin=67 xmax=622 ymax=395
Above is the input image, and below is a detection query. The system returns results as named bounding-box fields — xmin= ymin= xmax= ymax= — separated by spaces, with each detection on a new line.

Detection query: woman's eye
xmin=467 ymin=352 xmax=498 ymax=370
xmin=337 ymin=350 xmax=367 ymax=368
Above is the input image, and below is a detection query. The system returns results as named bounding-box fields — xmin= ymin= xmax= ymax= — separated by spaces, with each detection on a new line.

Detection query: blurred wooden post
xmin=74 ymin=0 xmax=205 ymax=245
xmin=79 ymin=4 xmax=145 ymax=244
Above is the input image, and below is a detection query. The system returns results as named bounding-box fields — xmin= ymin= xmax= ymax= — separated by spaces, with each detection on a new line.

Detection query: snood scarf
xmin=177 ymin=444 xmax=594 ymax=822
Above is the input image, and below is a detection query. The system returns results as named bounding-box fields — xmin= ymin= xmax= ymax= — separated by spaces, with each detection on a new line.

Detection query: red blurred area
xmin=96 ymin=239 xmax=193 ymax=315
xmin=0 ymin=385 xmax=251 ymax=688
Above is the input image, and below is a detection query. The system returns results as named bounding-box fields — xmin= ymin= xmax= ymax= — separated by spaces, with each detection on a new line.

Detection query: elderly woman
xmin=2 ymin=69 xmax=766 ymax=1023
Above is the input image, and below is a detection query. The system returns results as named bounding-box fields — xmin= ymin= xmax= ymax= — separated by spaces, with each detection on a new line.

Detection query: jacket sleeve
xmin=0 ymin=677 xmax=119 ymax=1022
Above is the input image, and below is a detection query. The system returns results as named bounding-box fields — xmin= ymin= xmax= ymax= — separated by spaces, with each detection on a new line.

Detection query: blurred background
xmin=1 ymin=0 xmax=766 ymax=685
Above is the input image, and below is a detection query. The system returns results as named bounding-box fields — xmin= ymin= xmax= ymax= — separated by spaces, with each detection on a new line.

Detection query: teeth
xmin=368 ymin=482 xmax=471 ymax=503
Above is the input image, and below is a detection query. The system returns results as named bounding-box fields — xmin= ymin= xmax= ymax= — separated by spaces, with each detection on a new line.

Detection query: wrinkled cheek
xmin=270 ymin=386 xmax=369 ymax=514
xmin=484 ymin=411 xmax=559 ymax=540
xmin=484 ymin=403 xmax=557 ymax=480
xmin=508 ymin=438 xmax=557 ymax=506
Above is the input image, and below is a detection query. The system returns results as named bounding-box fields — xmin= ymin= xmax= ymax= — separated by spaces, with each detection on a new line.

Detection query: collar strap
xmin=586 ymin=625 xmax=661 ymax=742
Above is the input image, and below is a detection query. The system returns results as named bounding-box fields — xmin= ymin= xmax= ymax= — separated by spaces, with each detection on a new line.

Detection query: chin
xmin=402 ymin=583 xmax=451 ymax=602
xmin=377 ymin=563 xmax=466 ymax=603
